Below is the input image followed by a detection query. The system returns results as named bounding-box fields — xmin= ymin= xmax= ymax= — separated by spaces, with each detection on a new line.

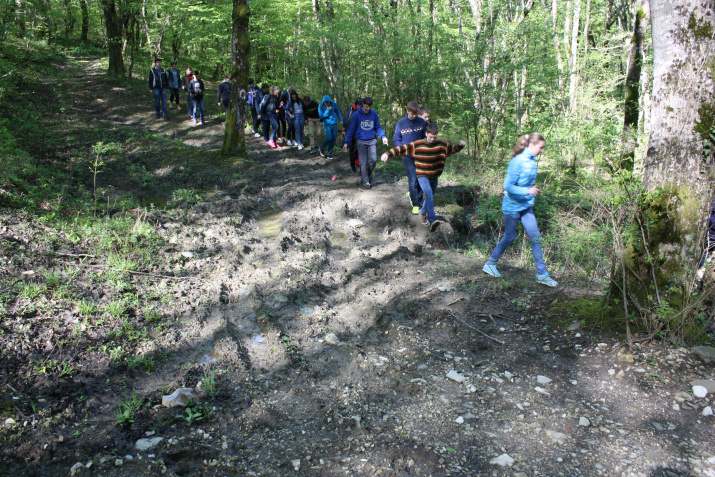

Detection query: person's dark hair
xmin=186 ymin=66 xmax=192 ymax=72
xmin=261 ymin=83 xmax=269 ymax=90
xmin=303 ymin=95 xmax=311 ymax=102
xmin=512 ymin=132 xmax=545 ymax=156
xmin=355 ymin=97 xmax=363 ymax=105
xmin=248 ymin=77 xmax=254 ymax=84
xmin=289 ymin=87 xmax=298 ymax=98
xmin=425 ymin=123 xmax=439 ymax=135
xmin=154 ymin=58 xmax=162 ymax=64
xmin=419 ymin=107 xmax=430 ymax=115
xmin=171 ymin=61 xmax=177 ymax=66
xmin=406 ymin=101 xmax=420 ymax=114
xmin=193 ymin=70 xmax=200 ymax=76
xmin=362 ymin=97 xmax=373 ymax=106
xmin=224 ymin=74 xmax=230 ymax=79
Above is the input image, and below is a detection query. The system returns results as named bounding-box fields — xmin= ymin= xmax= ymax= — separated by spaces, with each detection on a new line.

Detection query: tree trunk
xmin=101 ymin=0 xmax=125 ymax=77
xmin=615 ymin=0 xmax=715 ymax=335
xmin=568 ymin=0 xmax=581 ymax=111
xmin=620 ymin=0 xmax=649 ymax=172
xmin=222 ymin=0 xmax=250 ymax=157
xmin=80 ymin=0 xmax=89 ymax=41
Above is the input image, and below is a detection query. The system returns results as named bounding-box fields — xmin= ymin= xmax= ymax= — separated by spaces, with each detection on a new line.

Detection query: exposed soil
xmin=1 ymin=58 xmax=714 ymax=477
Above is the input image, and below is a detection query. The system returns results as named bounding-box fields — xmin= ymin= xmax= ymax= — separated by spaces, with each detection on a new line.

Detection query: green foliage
xmin=116 ymin=391 xmax=143 ymax=425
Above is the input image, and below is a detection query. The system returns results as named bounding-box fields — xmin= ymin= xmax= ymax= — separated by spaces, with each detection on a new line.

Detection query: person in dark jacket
xmin=148 ymin=58 xmax=168 ymax=119
xmin=181 ymin=67 xmax=194 ymax=119
xmin=285 ymin=89 xmax=306 ymax=150
xmin=248 ymin=79 xmax=260 ymax=136
xmin=259 ymin=86 xmax=282 ymax=149
xmin=342 ymin=97 xmax=388 ymax=188
xmin=303 ymin=96 xmax=321 ymax=154
xmin=189 ymin=71 xmax=205 ymax=124
xmin=342 ymin=98 xmax=363 ymax=173
xmin=254 ymin=84 xmax=270 ymax=138
xmin=280 ymin=87 xmax=295 ymax=145
xmin=217 ymin=74 xmax=231 ymax=115
xmin=394 ymin=101 xmax=427 ymax=214
xmin=166 ymin=61 xmax=182 ymax=110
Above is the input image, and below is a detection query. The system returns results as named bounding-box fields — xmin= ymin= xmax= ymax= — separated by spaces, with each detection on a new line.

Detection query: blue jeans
xmin=487 ymin=207 xmax=546 ymax=276
xmin=418 ymin=176 xmax=438 ymax=222
xmin=402 ymin=156 xmax=423 ymax=207
xmin=265 ymin=113 xmax=279 ymax=141
xmin=169 ymin=87 xmax=180 ymax=104
xmin=293 ymin=114 xmax=305 ymax=146
xmin=153 ymin=88 xmax=167 ymax=117
xmin=192 ymin=99 xmax=204 ymax=122
xmin=321 ymin=124 xmax=338 ymax=155
xmin=186 ymin=93 xmax=194 ymax=117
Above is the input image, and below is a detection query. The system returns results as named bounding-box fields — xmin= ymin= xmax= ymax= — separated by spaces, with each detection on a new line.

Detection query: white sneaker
xmin=298 ymin=145 xmax=304 ymax=150
xmin=289 ymin=140 xmax=295 ymax=146
xmin=254 ymin=132 xmax=261 ymax=138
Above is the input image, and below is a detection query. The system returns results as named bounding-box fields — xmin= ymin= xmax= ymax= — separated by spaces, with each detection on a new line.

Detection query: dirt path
xmin=2 ymin=58 xmax=715 ymax=477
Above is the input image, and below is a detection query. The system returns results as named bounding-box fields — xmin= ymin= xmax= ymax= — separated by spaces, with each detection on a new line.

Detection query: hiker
xmin=259 ymin=86 xmax=282 ymax=149
xmin=419 ymin=107 xmax=430 ymax=123
xmin=318 ymin=95 xmax=343 ymax=159
xmin=189 ymin=71 xmax=205 ymax=124
xmin=148 ymin=58 xmax=168 ymax=120
xmin=699 ymin=197 xmax=715 ymax=269
xmin=381 ymin=123 xmax=465 ymax=231
xmin=303 ymin=95 xmax=321 ymax=154
xmin=255 ymin=83 xmax=270 ymax=141
xmin=343 ymin=96 xmax=388 ymax=188
xmin=167 ymin=61 xmax=182 ymax=110
xmin=481 ymin=133 xmax=558 ymax=287
xmin=343 ymin=97 xmax=363 ymax=174
xmin=393 ymin=101 xmax=427 ymax=214
xmin=281 ymin=87 xmax=296 ymax=145
xmin=286 ymin=89 xmax=306 ymax=150
xmin=217 ymin=74 xmax=231 ymax=115
xmin=181 ymin=67 xmax=194 ymax=120
xmin=248 ymin=78 xmax=261 ymax=137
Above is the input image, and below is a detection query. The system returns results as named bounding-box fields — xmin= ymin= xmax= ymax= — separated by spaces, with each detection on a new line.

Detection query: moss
xmin=695 ymin=103 xmax=715 ymax=142
xmin=688 ymin=13 xmax=714 ymax=40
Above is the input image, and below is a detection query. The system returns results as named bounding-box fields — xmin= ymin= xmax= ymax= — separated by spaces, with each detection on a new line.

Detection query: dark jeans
xmin=486 ymin=207 xmax=546 ymax=276
xmin=153 ymin=88 xmax=167 ymax=117
xmin=222 ymin=99 xmax=230 ymax=115
xmin=279 ymin=118 xmax=287 ymax=138
xmin=417 ymin=176 xmax=438 ymax=222
xmin=264 ymin=113 xmax=279 ymax=141
xmin=169 ymin=87 xmax=180 ymax=105
xmin=250 ymin=107 xmax=260 ymax=132
xmin=186 ymin=94 xmax=194 ymax=117
xmin=402 ymin=155 xmax=423 ymax=207
xmin=348 ymin=138 xmax=359 ymax=173
xmin=293 ymin=114 xmax=305 ymax=146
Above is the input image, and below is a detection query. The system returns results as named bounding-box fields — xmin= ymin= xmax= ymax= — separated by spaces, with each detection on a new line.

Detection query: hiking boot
xmin=482 ymin=263 xmax=501 ymax=278
xmin=429 ymin=220 xmax=441 ymax=232
xmin=420 ymin=214 xmax=429 ymax=225
xmin=412 ymin=206 xmax=420 ymax=215
xmin=537 ymin=274 xmax=558 ymax=288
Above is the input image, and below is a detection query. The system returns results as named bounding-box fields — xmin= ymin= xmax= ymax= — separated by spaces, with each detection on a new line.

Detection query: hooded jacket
xmin=344 ymin=107 xmax=386 ymax=144
xmin=149 ymin=66 xmax=167 ymax=89
xmin=501 ymin=148 xmax=539 ymax=214
xmin=318 ymin=95 xmax=343 ymax=127
xmin=393 ymin=115 xmax=426 ymax=147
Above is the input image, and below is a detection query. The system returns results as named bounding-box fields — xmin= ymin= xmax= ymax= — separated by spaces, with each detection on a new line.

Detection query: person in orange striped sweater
xmin=381 ymin=123 xmax=466 ymax=232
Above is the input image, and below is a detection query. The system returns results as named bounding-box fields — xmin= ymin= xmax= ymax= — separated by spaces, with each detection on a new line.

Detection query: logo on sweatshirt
xmin=360 ymin=120 xmax=374 ymax=130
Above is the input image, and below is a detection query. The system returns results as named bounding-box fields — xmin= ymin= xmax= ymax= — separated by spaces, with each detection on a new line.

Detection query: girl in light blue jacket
xmin=482 ymin=133 xmax=558 ymax=287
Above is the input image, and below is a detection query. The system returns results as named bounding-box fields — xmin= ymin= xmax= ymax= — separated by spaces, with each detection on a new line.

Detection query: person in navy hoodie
xmin=393 ymin=101 xmax=427 ymax=214
xmin=148 ymin=58 xmax=168 ymax=119
xmin=342 ymin=97 xmax=388 ymax=188
xmin=318 ymin=95 xmax=343 ymax=159
xmin=254 ymin=84 xmax=269 ymax=140
xmin=166 ymin=62 xmax=182 ymax=110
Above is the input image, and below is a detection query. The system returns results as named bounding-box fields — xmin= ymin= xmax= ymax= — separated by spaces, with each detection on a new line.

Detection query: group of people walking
xmin=148 ymin=58 xmax=215 ymax=124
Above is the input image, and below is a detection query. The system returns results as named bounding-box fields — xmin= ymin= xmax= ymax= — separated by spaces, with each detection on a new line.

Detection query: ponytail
xmin=512 ymin=133 xmax=545 ymax=157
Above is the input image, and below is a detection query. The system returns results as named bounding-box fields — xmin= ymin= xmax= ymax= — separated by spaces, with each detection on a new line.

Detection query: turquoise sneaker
xmin=537 ymin=274 xmax=558 ymax=288
xmin=482 ymin=263 xmax=501 ymax=278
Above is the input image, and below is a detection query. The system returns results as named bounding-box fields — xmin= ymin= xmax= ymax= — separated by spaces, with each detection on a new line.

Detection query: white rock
xmin=578 ymin=417 xmax=590 ymax=427
xmin=222 ymin=442 xmax=228 ymax=449
xmin=489 ymin=454 xmax=514 ymax=467
xmin=135 ymin=437 xmax=164 ymax=451
xmin=690 ymin=379 xmax=715 ymax=394
xmin=545 ymin=430 xmax=569 ymax=445
xmin=124 ymin=455 xmax=134 ymax=461
xmin=437 ymin=286 xmax=456 ymax=292
xmin=608 ymin=369 xmax=616 ymax=376
xmin=535 ymin=386 xmax=550 ymax=395
xmin=115 ymin=459 xmax=123 ymax=466
xmin=5 ymin=418 xmax=16 ymax=426
xmin=672 ymin=403 xmax=680 ymax=411
xmin=703 ymin=406 xmax=713 ymax=417
xmin=291 ymin=459 xmax=301 ymax=471
xmin=446 ymin=370 xmax=466 ymax=383
xmin=346 ymin=219 xmax=364 ymax=228
xmin=467 ymin=384 xmax=477 ymax=393
xmin=70 ymin=463 xmax=85 ymax=476
xmin=693 ymin=385 xmax=708 ymax=398
xmin=536 ymin=375 xmax=552 ymax=385
xmin=324 ymin=333 xmax=340 ymax=345
xmin=503 ymin=371 xmax=514 ymax=379
xmin=180 ymin=251 xmax=194 ymax=258
xmin=455 ymin=416 xmax=465 ymax=424
xmin=162 ymin=388 xmax=198 ymax=408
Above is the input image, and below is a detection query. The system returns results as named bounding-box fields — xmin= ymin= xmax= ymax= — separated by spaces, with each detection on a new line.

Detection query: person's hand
xmin=381 ymin=153 xmax=389 ymax=162
xmin=217 ymin=102 xmax=221 ymax=106
xmin=382 ymin=137 xmax=389 ymax=146
xmin=289 ymin=113 xmax=294 ymax=119
xmin=150 ymin=89 xmax=153 ymax=93
xmin=342 ymin=144 xmax=348 ymax=152
xmin=459 ymin=140 xmax=467 ymax=147
xmin=327 ymin=105 xmax=332 ymax=110
xmin=257 ymin=114 xmax=261 ymax=120
xmin=527 ymin=186 xmax=540 ymax=196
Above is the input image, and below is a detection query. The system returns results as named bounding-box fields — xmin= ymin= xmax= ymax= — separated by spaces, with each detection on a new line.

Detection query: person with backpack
xmin=254 ymin=83 xmax=270 ymax=140
xmin=259 ymin=86 xmax=282 ymax=149
xmin=248 ymin=78 xmax=260 ymax=136
xmin=148 ymin=58 xmax=168 ymax=120
xmin=480 ymin=133 xmax=558 ymax=287
xmin=181 ymin=66 xmax=194 ymax=120
xmin=285 ymin=89 xmax=306 ymax=150
xmin=303 ymin=95 xmax=321 ymax=154
xmin=189 ymin=71 xmax=206 ymax=124
xmin=394 ymin=101 xmax=427 ymax=214
xmin=318 ymin=95 xmax=343 ymax=159
xmin=381 ymin=123 xmax=465 ymax=231
xmin=342 ymin=96 xmax=388 ymax=188
xmin=343 ymin=98 xmax=363 ymax=173
xmin=166 ymin=61 xmax=182 ymax=111
xmin=217 ymin=74 xmax=231 ymax=116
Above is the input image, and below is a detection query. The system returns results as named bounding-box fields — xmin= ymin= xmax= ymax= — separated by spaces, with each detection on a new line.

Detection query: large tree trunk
xmin=101 ymin=0 xmax=125 ymax=77
xmin=80 ymin=0 xmax=89 ymax=41
xmin=614 ymin=0 xmax=715 ymax=338
xmin=221 ymin=0 xmax=250 ymax=157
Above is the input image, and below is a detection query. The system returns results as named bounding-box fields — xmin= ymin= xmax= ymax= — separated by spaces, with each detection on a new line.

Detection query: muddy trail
xmin=1 ymin=58 xmax=714 ymax=477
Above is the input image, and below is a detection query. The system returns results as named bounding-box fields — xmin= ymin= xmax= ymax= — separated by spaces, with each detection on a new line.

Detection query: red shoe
xmin=267 ymin=139 xmax=277 ymax=148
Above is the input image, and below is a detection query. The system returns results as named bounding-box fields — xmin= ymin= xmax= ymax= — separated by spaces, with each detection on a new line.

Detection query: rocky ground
xmin=0 ymin=58 xmax=714 ymax=477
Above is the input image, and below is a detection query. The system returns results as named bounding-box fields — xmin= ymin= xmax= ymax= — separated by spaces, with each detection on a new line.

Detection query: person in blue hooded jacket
xmin=342 ymin=96 xmax=388 ymax=188
xmin=482 ymin=133 xmax=558 ymax=288
xmin=318 ymin=95 xmax=343 ymax=158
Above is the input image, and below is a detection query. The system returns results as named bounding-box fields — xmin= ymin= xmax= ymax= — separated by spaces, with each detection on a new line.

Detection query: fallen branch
xmin=445 ymin=297 xmax=464 ymax=307
xmin=446 ymin=311 xmax=505 ymax=345
xmin=54 ymin=253 xmax=98 ymax=258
